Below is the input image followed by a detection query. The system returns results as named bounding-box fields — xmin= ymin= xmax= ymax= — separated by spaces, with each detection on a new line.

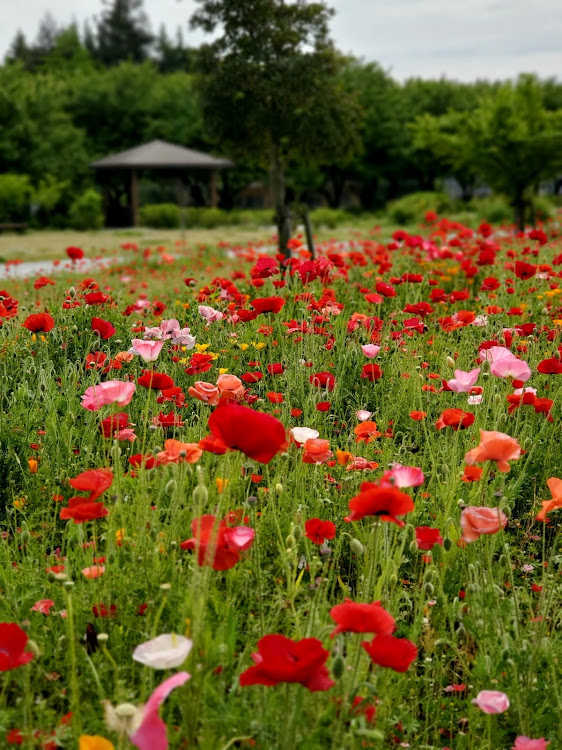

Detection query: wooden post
xmin=130 ymin=169 xmax=139 ymax=226
xmin=210 ymin=170 xmax=218 ymax=208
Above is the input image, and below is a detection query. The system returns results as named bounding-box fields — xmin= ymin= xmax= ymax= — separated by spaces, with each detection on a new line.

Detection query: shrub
xmin=309 ymin=207 xmax=350 ymax=229
xmin=139 ymin=203 xmax=181 ymax=229
xmin=387 ymin=191 xmax=453 ymax=226
xmin=0 ymin=173 xmax=32 ymax=223
xmin=472 ymin=196 xmax=513 ymax=225
xmin=68 ymin=189 xmax=104 ymax=230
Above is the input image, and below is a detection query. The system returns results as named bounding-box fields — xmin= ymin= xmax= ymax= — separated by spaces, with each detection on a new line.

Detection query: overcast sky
xmin=1 ymin=0 xmax=561 ymax=82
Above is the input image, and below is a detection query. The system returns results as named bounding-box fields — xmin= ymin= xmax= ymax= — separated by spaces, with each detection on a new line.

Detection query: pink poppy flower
xmin=198 ymin=305 xmax=223 ymax=326
xmin=31 ymin=599 xmax=55 ymax=615
xmin=291 ymin=426 xmax=319 ymax=446
xmin=380 ymin=463 xmax=425 ymax=488
xmin=81 ymin=381 xmax=136 ymax=411
xmin=361 ymin=344 xmax=380 ymax=358
xmin=356 ymin=410 xmax=373 ymax=422
xmin=472 ymin=690 xmax=510 ymax=714
xmin=512 ymin=737 xmax=550 ymax=749
xmin=480 ymin=346 xmax=531 ymax=382
xmin=447 ymin=368 xmax=481 ymax=393
xmin=130 ymin=672 xmax=190 ymax=750
xmin=461 ymin=507 xmax=508 ymax=542
xmin=131 ymin=339 xmax=164 ymax=362
xmin=82 ymin=565 xmax=105 ymax=579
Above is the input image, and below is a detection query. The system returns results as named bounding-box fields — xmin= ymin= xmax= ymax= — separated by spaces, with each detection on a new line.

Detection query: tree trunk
xmin=270 ymin=144 xmax=291 ymax=258
xmin=513 ymin=193 xmax=526 ymax=232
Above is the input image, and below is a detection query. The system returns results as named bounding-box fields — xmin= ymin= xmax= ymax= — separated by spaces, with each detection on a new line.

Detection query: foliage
xmin=387 ymin=191 xmax=454 ymax=225
xmin=0 ymin=173 xmax=32 ymax=222
xmin=68 ymin=188 xmax=104 ymax=230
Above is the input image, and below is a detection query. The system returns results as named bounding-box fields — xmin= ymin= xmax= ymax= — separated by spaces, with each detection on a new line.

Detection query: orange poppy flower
xmin=156 ymin=439 xmax=203 ymax=465
xmin=536 ymin=477 xmax=562 ymax=522
xmin=461 ymin=466 xmax=483 ymax=482
xmin=409 ymin=411 xmax=426 ymax=421
xmin=464 ymin=430 xmax=521 ymax=473
xmin=354 ymin=421 xmax=381 ymax=443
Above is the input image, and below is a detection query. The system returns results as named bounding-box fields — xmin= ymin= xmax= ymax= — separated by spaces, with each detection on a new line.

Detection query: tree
xmin=411 ymin=75 xmax=562 ymax=229
xmin=93 ymin=0 xmax=154 ymax=66
xmin=190 ymin=0 xmax=362 ymax=256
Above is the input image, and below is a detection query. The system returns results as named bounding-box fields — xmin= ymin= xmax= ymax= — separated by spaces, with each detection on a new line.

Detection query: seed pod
xmin=409 ymin=541 xmax=419 ymax=554
xmin=331 ymin=655 xmax=345 ymax=679
xmin=443 ymin=537 xmax=453 ymax=551
xmin=192 ymin=485 xmax=208 ymax=505
xmin=350 ymin=538 xmax=364 ymax=556
xmin=165 ymin=479 xmax=176 ymax=497
xmin=424 ymin=582 xmax=435 ymax=596
xmin=293 ymin=525 xmax=302 ymax=542
xmin=285 ymin=534 xmax=295 ymax=549
xmin=481 ymin=358 xmax=490 ymax=373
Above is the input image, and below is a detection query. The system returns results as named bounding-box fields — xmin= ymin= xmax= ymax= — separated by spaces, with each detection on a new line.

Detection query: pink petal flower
xmin=472 ymin=690 xmax=510 ymax=714
xmin=512 ymin=737 xmax=551 ymax=750
xmin=361 ymin=344 xmax=380 ymax=358
xmin=291 ymin=427 xmax=319 ymax=446
xmin=224 ymin=526 xmax=255 ymax=551
xmin=130 ymin=672 xmax=190 ymax=750
xmin=480 ymin=346 xmax=531 ymax=382
xmin=82 ymin=565 xmax=105 ymax=579
xmin=31 ymin=599 xmax=55 ymax=615
xmin=132 ymin=339 xmax=164 ymax=363
xmin=447 ymin=367 xmax=481 ymax=393
xmin=198 ymin=305 xmax=223 ymax=326
xmin=382 ymin=463 xmax=425 ymax=488
xmin=356 ymin=410 xmax=373 ymax=422
xmin=81 ymin=381 xmax=136 ymax=411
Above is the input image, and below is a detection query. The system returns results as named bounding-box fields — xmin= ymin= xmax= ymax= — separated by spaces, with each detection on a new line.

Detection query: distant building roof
xmin=90 ymin=139 xmax=234 ymax=170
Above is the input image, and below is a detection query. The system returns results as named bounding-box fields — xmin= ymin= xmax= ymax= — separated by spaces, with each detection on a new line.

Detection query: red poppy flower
xmin=138 ymin=371 xmax=175 ymax=390
xmin=91 ymin=317 xmax=116 ymax=340
xmin=66 ymin=246 xmax=84 ymax=261
xmin=241 ymin=371 xmax=263 ymax=384
xmin=537 ymin=357 xmax=562 ymax=375
xmin=305 ymin=518 xmax=336 ymax=545
xmin=156 ymin=386 xmax=186 ymax=407
xmin=329 ymin=599 xmax=395 ymax=638
xmin=208 ymin=403 xmax=287 ymax=464
xmin=362 ymin=634 xmax=418 ymax=672
xmin=251 ymin=257 xmax=279 ymax=279
xmin=179 ymin=514 xmax=254 ymax=570
xmin=239 ymin=634 xmax=334 ymax=692
xmin=310 ymin=371 xmax=335 ymax=390
xmin=461 ymin=466 xmax=483 ymax=482
xmin=84 ymin=292 xmax=110 ymax=305
xmin=415 ymin=526 xmax=443 ymax=550
xmin=360 ymin=364 xmax=383 ymax=381
xmin=129 ymin=453 xmax=157 ymax=469
xmin=267 ymin=363 xmax=285 ymax=375
xmin=250 ymin=296 xmax=285 ymax=314
xmin=22 ymin=313 xmax=54 ymax=332
xmin=345 ymin=482 xmax=414 ymax=525
xmin=100 ymin=412 xmax=129 ymax=438
xmin=0 ymin=623 xmax=34 ymax=671
xmin=375 ymin=281 xmax=396 ymax=298
xmin=185 ymin=353 xmax=214 ymax=375
xmin=515 ymin=261 xmax=536 ymax=280
xmin=34 ymin=276 xmax=55 ymax=289
xmin=59 ymin=468 xmax=112 ymax=523
xmin=198 ymin=434 xmax=230 ymax=454
xmin=409 ymin=411 xmax=427 ymax=421
xmin=316 ymin=401 xmax=331 ymax=411
xmin=266 ymin=392 xmax=284 ymax=404
xmin=435 ymin=408 xmax=475 ymax=430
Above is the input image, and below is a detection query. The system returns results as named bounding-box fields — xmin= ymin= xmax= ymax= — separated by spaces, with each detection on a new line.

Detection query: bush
xmin=533 ymin=195 xmax=555 ymax=222
xmin=139 ymin=203 xmax=181 ymax=229
xmin=471 ymin=196 xmax=513 ymax=225
xmin=387 ymin=191 xmax=453 ymax=226
xmin=68 ymin=189 xmax=104 ymax=230
xmin=309 ymin=207 xmax=351 ymax=229
xmin=0 ymin=173 xmax=32 ymax=223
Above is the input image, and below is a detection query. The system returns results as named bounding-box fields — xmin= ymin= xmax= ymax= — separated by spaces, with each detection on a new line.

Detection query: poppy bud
xmin=285 ymin=535 xmax=295 ymax=548
xmin=192 ymin=485 xmax=208 ymax=505
xmin=388 ymin=573 xmax=398 ymax=587
xmin=482 ymin=372 xmax=490 ymax=380
xmin=20 ymin=529 xmax=30 ymax=544
xmin=246 ymin=495 xmax=258 ymax=507
xmin=68 ymin=287 xmax=76 ymax=297
xmin=404 ymin=523 xmax=416 ymax=540
xmin=424 ymin=582 xmax=435 ymax=596
xmin=170 ymin=540 xmax=177 ymax=548
xmin=467 ymin=583 xmax=479 ymax=594
xmin=456 ymin=624 xmax=466 ymax=637
xmin=293 ymin=525 xmax=302 ymax=541
xmin=26 ymin=638 xmax=41 ymax=659
xmin=443 ymin=537 xmax=453 ymax=551
xmin=431 ymin=544 xmax=443 ymax=563
xmin=497 ymin=413 xmax=507 ymax=427
xmin=446 ymin=356 xmax=456 ymax=369
xmin=523 ymin=437 xmax=533 ymax=451
xmin=110 ymin=444 xmax=121 ymax=459
xmin=275 ymin=483 xmax=283 ymax=497
xmin=409 ymin=541 xmax=418 ymax=554
xmin=331 ymin=655 xmax=345 ymax=679
xmin=501 ymin=505 xmax=511 ymax=518
xmin=63 ymin=581 xmax=75 ymax=591
xmin=98 ymin=633 xmax=109 ymax=644
xmin=481 ymin=358 xmax=491 ymax=373
xmin=165 ymin=479 xmax=176 ymax=496
xmin=541 ymin=307 xmax=549 ymax=315
xmin=349 ymin=538 xmax=364 ymax=556
xmin=494 ymin=393 xmax=502 ymax=405
xmin=457 ymin=498 xmax=467 ymax=508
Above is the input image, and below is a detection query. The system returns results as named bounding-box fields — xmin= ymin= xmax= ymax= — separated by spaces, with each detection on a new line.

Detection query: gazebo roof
xmin=90 ymin=139 xmax=234 ymax=170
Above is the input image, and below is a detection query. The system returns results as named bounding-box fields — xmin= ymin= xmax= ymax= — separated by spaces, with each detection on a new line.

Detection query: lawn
xmin=0 ymin=216 xmax=560 ymax=750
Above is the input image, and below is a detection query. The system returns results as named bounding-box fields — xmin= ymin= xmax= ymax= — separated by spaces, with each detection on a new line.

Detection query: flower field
xmin=0 ymin=217 xmax=561 ymax=749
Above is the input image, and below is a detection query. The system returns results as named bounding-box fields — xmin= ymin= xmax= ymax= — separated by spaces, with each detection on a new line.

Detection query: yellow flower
xmin=208 ymin=351 xmax=220 ymax=360
xmin=219 ymin=368 xmax=229 ymax=374
xmin=238 ymin=343 xmax=249 ymax=351
xmin=196 ymin=343 xmax=210 ymax=353
xmin=183 ymin=302 xmax=190 ymax=309
xmin=13 ymin=498 xmax=27 ymax=510
xmin=115 ymin=528 xmax=126 ymax=543
xmin=80 ymin=737 xmax=115 ymax=750
xmin=253 ymin=342 xmax=266 ymax=350
xmin=28 ymin=458 xmax=38 ymax=474
xmin=216 ymin=478 xmax=229 ymax=494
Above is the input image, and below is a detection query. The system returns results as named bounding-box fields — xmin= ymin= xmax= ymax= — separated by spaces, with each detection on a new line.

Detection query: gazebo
xmin=90 ymin=139 xmax=234 ymax=227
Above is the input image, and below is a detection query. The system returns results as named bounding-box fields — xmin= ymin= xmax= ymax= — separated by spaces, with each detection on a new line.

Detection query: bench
xmin=0 ymin=223 xmax=28 ymax=234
